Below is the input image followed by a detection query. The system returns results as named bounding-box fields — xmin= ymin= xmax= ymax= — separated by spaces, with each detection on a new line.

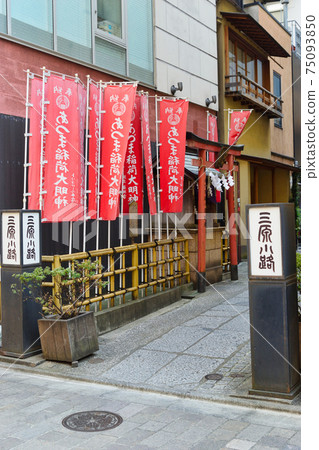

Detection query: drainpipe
xmin=281 ymin=0 xmax=289 ymax=30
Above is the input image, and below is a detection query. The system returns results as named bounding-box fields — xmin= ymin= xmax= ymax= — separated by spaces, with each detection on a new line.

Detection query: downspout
xmin=281 ymin=0 xmax=289 ymax=30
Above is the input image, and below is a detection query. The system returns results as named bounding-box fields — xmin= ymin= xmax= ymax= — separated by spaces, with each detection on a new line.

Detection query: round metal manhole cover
xmin=205 ymin=373 xmax=223 ymax=381
xmin=62 ymin=411 xmax=123 ymax=432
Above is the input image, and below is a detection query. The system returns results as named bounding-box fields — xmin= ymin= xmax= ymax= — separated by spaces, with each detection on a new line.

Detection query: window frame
xmin=1 ymin=0 xmax=155 ymax=86
xmin=273 ymin=71 xmax=283 ymax=128
xmin=227 ymin=31 xmax=267 ymax=88
xmin=94 ymin=0 xmax=127 ymax=49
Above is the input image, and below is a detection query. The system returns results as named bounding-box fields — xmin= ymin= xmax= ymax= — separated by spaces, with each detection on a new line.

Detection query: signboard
xmin=1 ymin=210 xmax=41 ymax=267
xmin=22 ymin=212 xmax=41 ymax=265
xmin=248 ymin=206 xmax=283 ymax=277
xmin=1 ymin=212 xmax=21 ymax=266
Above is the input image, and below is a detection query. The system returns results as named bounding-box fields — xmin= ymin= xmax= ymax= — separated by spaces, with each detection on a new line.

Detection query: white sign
xmin=22 ymin=212 xmax=41 ymax=265
xmin=1 ymin=212 xmax=21 ymax=265
xmin=248 ymin=206 xmax=283 ymax=277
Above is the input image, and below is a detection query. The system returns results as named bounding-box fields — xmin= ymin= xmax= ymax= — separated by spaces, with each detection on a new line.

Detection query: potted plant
xmin=11 ymin=259 xmax=106 ymax=364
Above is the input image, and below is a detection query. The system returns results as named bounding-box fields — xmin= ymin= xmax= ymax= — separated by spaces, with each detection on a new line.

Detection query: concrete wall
xmin=154 ymin=0 xmax=218 ymax=110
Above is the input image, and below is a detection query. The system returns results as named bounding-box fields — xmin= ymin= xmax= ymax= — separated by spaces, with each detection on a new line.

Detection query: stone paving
xmin=0 ymin=262 xmax=300 ymax=413
xmin=0 ymin=370 xmax=300 ymax=449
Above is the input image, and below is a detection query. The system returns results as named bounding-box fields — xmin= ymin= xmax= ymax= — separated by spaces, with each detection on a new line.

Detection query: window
xmin=228 ymin=37 xmax=263 ymax=83
xmin=227 ymin=35 xmax=268 ymax=100
xmin=11 ymin=0 xmax=53 ymax=49
xmin=127 ymin=0 xmax=153 ymax=85
xmin=1 ymin=0 xmax=154 ymax=86
xmin=56 ymin=0 xmax=92 ymax=63
xmin=273 ymin=72 xmax=282 ymax=128
xmin=0 ymin=0 xmax=6 ymax=33
xmin=96 ymin=0 xmax=124 ymax=42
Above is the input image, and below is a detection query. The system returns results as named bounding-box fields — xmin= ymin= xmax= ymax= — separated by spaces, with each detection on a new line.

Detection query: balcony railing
xmin=225 ymin=73 xmax=283 ymax=119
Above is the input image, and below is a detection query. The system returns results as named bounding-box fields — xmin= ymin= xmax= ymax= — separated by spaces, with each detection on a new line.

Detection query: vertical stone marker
xmin=0 ymin=210 xmax=42 ymax=358
xmin=246 ymin=203 xmax=300 ymax=398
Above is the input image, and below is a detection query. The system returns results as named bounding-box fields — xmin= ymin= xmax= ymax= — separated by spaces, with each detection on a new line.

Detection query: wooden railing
xmin=42 ymin=238 xmax=190 ymax=311
xmin=225 ymin=73 xmax=283 ymax=117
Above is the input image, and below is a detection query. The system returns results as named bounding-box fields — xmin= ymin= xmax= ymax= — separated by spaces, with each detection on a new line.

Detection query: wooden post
xmin=198 ymin=148 xmax=207 ymax=292
xmin=132 ymin=245 xmax=139 ymax=300
xmin=227 ymin=154 xmax=238 ymax=280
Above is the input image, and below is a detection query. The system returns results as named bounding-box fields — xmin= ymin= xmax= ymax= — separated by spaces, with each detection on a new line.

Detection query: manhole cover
xmin=205 ymin=373 xmax=223 ymax=381
xmin=229 ymin=373 xmax=245 ymax=378
xmin=62 ymin=411 xmax=123 ymax=432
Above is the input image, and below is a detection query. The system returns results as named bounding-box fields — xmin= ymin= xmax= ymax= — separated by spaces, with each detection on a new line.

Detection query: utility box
xmin=0 ymin=210 xmax=42 ymax=358
xmin=246 ymin=203 xmax=300 ymax=399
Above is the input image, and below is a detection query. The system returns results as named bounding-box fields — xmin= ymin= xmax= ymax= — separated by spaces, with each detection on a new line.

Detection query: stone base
xmin=95 ymin=283 xmax=193 ymax=335
xmin=249 ymin=382 xmax=301 ymax=400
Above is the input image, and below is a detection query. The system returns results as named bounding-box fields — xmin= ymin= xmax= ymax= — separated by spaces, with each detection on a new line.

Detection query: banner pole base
xmin=230 ymin=265 xmax=238 ymax=281
xmin=197 ymin=272 xmax=206 ymax=293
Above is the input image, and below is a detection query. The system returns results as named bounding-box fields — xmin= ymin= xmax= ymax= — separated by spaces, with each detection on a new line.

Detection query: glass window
xmin=56 ymin=0 xmax=92 ymax=63
xmin=273 ymin=72 xmax=282 ymax=127
xmin=229 ymin=40 xmax=236 ymax=76
xmin=257 ymin=59 xmax=263 ymax=86
xmin=97 ymin=0 xmax=122 ymax=40
xmin=127 ymin=0 xmax=153 ymax=85
xmin=257 ymin=59 xmax=263 ymax=101
xmin=237 ymin=47 xmax=245 ymax=76
xmin=11 ymin=0 xmax=53 ymax=49
xmin=247 ymin=54 xmax=255 ymax=81
xmin=0 ymin=0 xmax=6 ymax=33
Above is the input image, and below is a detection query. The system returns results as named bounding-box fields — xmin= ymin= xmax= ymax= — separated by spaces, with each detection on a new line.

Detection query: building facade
xmin=217 ymin=0 xmax=298 ymax=258
xmin=0 ymin=0 xmax=225 ymax=283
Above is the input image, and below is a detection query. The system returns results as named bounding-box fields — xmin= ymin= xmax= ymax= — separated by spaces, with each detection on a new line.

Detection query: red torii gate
xmin=185 ymin=132 xmax=244 ymax=292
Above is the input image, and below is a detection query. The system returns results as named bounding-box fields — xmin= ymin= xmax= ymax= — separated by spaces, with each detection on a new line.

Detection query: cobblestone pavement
xmin=0 ymin=369 xmax=300 ymax=449
xmin=0 ymin=262 xmax=300 ymax=414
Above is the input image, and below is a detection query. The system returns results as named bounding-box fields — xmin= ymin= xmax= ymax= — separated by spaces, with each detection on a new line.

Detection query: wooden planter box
xmin=38 ymin=311 xmax=99 ymax=363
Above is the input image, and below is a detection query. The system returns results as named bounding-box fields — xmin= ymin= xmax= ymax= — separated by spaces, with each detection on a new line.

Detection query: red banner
xmin=123 ymin=95 xmax=143 ymax=214
xmin=28 ymin=77 xmax=44 ymax=210
xmin=88 ymin=83 xmax=100 ymax=219
xmin=208 ymin=114 xmax=218 ymax=142
xmin=229 ymin=110 xmax=251 ymax=145
xmin=160 ymin=98 xmax=189 ymax=213
xmin=77 ymin=82 xmax=87 ymax=216
xmin=208 ymin=114 xmax=218 ymax=162
xmin=141 ymin=95 xmax=156 ymax=215
xmin=42 ymin=75 xmax=84 ymax=222
xmin=100 ymin=84 xmax=137 ymax=221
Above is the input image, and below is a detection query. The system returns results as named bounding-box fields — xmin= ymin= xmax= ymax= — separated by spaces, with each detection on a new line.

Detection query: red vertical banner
xmin=123 ymin=95 xmax=143 ymax=214
xmin=77 ymin=82 xmax=87 ymax=215
xmin=141 ymin=95 xmax=156 ymax=215
xmin=160 ymin=99 xmax=189 ymax=213
xmin=229 ymin=110 xmax=251 ymax=145
xmin=28 ymin=77 xmax=44 ymax=210
xmin=100 ymin=84 xmax=137 ymax=221
xmin=208 ymin=114 xmax=218 ymax=162
xmin=208 ymin=114 xmax=218 ymax=141
xmin=42 ymin=75 xmax=84 ymax=222
xmin=88 ymin=82 xmax=100 ymax=219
